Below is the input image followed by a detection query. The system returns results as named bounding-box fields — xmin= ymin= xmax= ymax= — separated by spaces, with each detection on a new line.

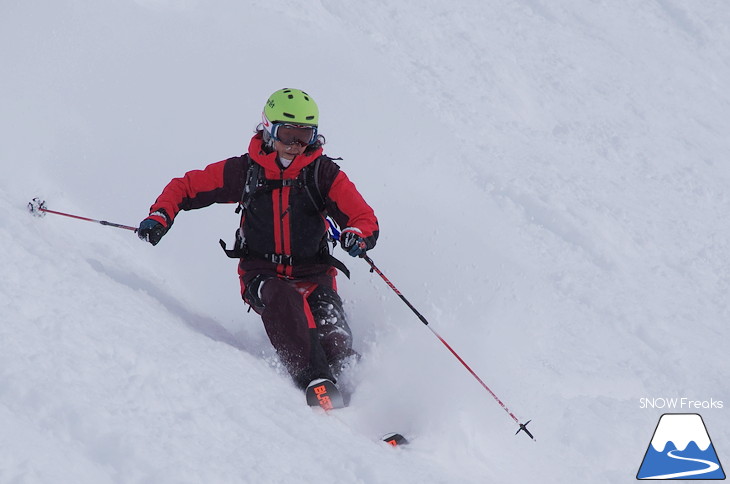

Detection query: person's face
xmin=270 ymin=123 xmax=317 ymax=161
xmin=273 ymin=139 xmax=306 ymax=160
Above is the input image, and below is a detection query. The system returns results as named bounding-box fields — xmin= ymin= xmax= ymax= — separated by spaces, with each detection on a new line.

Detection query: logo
xmin=637 ymin=413 xmax=725 ymax=480
xmin=639 ymin=398 xmax=724 ymax=410
xmin=314 ymin=384 xmax=333 ymax=411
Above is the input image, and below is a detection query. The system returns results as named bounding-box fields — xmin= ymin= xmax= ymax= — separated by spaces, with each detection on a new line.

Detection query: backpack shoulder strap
xmin=236 ymin=155 xmax=261 ymax=215
xmin=302 ymin=156 xmax=325 ymax=212
xmin=303 ymin=155 xmax=342 ymax=212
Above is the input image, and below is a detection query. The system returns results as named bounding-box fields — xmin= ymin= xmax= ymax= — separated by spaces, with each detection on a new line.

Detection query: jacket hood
xmin=248 ymin=132 xmax=323 ymax=178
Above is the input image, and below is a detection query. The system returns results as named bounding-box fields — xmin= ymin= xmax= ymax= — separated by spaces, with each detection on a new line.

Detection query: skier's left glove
xmin=340 ymin=227 xmax=372 ymax=257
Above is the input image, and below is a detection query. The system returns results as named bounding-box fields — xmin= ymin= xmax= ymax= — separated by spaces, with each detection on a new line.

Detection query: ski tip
xmin=382 ymin=433 xmax=409 ymax=447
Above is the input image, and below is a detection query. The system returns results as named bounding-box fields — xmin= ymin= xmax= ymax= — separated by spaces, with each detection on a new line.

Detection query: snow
xmin=2 ymin=0 xmax=730 ymax=482
xmin=651 ymin=414 xmax=711 ymax=452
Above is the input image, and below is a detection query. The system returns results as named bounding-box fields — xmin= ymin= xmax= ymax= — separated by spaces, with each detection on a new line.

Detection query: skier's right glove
xmin=138 ymin=210 xmax=170 ymax=246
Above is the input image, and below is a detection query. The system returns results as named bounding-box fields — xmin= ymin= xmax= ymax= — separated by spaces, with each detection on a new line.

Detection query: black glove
xmin=243 ymin=273 xmax=272 ymax=311
xmin=138 ymin=211 xmax=170 ymax=246
xmin=340 ymin=227 xmax=372 ymax=257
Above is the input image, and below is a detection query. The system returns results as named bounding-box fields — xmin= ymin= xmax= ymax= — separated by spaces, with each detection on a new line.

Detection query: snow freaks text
xmin=639 ymin=398 xmax=724 ymax=410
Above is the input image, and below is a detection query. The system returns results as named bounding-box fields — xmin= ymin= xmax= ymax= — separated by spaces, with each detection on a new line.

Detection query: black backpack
xmin=219 ymin=155 xmax=350 ymax=278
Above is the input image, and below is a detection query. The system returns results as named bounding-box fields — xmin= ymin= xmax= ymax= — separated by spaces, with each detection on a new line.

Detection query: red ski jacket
xmin=148 ymin=133 xmax=379 ymax=278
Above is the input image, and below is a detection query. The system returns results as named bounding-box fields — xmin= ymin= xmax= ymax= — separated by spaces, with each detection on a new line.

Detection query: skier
xmin=137 ymin=88 xmax=378 ymax=405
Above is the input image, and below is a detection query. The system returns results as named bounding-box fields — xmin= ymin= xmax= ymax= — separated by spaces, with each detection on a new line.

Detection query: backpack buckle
xmin=269 ymin=253 xmax=293 ymax=265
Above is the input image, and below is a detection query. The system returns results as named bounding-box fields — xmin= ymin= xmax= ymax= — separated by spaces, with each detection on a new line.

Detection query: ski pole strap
xmin=326 ymin=217 xmax=341 ymax=242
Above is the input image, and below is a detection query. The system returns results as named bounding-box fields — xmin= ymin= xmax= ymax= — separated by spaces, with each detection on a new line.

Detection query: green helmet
xmin=262 ymin=88 xmax=319 ymax=127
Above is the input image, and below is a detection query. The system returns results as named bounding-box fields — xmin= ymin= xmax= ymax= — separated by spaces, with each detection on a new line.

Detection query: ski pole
xmin=362 ymin=254 xmax=535 ymax=441
xmin=27 ymin=198 xmax=138 ymax=232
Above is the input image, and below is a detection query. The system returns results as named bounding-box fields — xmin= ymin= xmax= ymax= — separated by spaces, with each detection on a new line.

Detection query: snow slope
xmin=2 ymin=1 xmax=729 ymax=482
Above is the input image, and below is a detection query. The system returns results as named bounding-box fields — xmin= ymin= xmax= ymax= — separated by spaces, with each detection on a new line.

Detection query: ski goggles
xmin=271 ymin=123 xmax=318 ymax=146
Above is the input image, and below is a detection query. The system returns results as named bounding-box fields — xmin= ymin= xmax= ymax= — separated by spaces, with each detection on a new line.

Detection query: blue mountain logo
xmin=637 ymin=413 xmax=725 ymax=480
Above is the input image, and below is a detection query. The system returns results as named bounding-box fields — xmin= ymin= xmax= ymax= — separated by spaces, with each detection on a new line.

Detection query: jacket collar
xmin=248 ymin=133 xmax=323 ymax=178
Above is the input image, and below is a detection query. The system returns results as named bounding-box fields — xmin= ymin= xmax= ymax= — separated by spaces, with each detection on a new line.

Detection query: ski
xmin=305 ymin=380 xmax=409 ymax=447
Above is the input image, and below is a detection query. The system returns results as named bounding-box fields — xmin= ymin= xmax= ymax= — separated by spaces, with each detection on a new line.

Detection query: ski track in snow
xmin=2 ymin=1 xmax=730 ymax=483
xmin=641 ymin=450 xmax=720 ymax=480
